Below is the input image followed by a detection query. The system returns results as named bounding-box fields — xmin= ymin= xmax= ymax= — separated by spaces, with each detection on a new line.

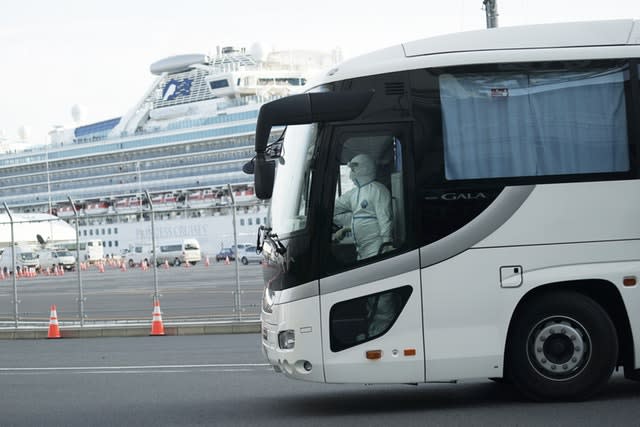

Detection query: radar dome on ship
xmin=150 ymin=54 xmax=209 ymax=75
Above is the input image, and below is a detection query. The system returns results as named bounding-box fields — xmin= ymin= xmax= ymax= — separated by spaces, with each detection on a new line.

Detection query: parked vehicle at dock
xmin=238 ymin=246 xmax=263 ymax=265
xmin=38 ymin=250 xmax=76 ymax=271
xmin=216 ymin=248 xmax=235 ymax=262
xmin=0 ymin=246 xmax=40 ymax=274
xmin=122 ymin=245 xmax=152 ymax=268
xmin=154 ymin=239 xmax=201 ymax=266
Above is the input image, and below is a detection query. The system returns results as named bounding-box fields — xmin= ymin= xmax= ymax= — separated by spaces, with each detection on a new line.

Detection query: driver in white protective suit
xmin=332 ymin=153 xmax=393 ymax=260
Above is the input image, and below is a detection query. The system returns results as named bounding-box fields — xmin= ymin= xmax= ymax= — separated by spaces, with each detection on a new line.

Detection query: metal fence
xmin=0 ymin=189 xmax=264 ymax=328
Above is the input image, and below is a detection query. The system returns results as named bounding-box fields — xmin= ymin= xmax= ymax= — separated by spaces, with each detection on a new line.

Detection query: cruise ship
xmin=0 ymin=45 xmax=339 ymax=257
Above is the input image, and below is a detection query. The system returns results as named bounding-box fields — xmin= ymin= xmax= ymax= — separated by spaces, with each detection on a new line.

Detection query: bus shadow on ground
xmin=269 ymin=375 xmax=640 ymax=417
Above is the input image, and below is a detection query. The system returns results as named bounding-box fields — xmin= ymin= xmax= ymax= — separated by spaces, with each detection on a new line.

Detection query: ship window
xmin=240 ymin=219 xmax=245 ymax=226
xmin=209 ymin=79 xmax=230 ymax=90
xmin=89 ymin=230 xmax=93 ymax=236
xmin=108 ymin=229 xmax=111 ymax=235
xmin=101 ymin=229 xmax=105 ymax=235
xmin=256 ymin=218 xmax=261 ymax=225
xmin=248 ymin=219 xmax=253 ymax=226
xmin=108 ymin=241 xmax=112 ymax=247
xmin=114 ymin=228 xmax=118 ymax=234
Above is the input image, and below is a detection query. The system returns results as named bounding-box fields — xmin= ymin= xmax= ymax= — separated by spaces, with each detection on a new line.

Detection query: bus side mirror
xmin=254 ymin=155 xmax=276 ymax=200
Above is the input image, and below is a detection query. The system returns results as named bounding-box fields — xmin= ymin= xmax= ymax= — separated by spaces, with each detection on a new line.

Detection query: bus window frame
xmin=319 ymin=121 xmax=416 ymax=278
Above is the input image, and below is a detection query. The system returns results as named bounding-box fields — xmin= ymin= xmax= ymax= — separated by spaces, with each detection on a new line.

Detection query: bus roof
xmin=317 ymin=20 xmax=640 ymax=85
xmin=403 ymin=20 xmax=639 ymax=57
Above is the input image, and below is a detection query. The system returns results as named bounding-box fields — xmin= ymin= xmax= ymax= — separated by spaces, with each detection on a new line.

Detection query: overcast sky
xmin=1 ymin=0 xmax=639 ymax=145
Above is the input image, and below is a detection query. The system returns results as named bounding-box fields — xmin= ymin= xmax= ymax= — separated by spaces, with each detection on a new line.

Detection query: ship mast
xmin=483 ymin=0 xmax=499 ymax=28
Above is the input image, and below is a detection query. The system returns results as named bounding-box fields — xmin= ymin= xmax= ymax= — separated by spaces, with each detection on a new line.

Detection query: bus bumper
xmin=261 ymin=295 xmax=325 ymax=382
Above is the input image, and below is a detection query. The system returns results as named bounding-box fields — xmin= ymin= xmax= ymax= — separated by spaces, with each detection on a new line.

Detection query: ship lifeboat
xmin=84 ymin=201 xmax=110 ymax=215
xmin=188 ymin=189 xmax=215 ymax=207
xmin=55 ymin=204 xmax=77 ymax=218
xmin=234 ymin=188 xmax=256 ymax=203
xmin=115 ymin=197 xmax=142 ymax=214
xmin=151 ymin=194 xmax=177 ymax=211
xmin=162 ymin=194 xmax=177 ymax=209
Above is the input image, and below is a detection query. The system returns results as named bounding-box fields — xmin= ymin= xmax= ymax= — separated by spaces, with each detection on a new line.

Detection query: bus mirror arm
xmin=256 ymin=225 xmax=268 ymax=252
xmin=256 ymin=226 xmax=286 ymax=257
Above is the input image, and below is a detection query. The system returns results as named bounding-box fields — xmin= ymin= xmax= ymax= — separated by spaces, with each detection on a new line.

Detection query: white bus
xmin=250 ymin=20 xmax=640 ymax=401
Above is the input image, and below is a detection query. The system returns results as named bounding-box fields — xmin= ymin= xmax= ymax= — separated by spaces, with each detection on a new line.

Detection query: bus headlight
xmin=278 ymin=330 xmax=295 ymax=350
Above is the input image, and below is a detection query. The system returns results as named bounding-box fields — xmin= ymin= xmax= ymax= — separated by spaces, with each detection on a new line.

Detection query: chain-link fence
xmin=0 ymin=189 xmax=265 ymax=327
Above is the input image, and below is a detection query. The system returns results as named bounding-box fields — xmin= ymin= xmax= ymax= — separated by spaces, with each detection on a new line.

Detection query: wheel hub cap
xmin=529 ymin=318 xmax=590 ymax=380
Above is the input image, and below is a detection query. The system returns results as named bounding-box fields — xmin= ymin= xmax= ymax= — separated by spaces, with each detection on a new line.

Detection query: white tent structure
xmin=0 ymin=213 xmax=76 ymax=247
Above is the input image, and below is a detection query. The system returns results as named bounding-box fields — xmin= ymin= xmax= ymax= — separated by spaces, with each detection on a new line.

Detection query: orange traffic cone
xmin=164 ymin=260 xmax=169 ymax=269
xmin=224 ymin=256 xmax=230 ymax=265
xmin=48 ymin=304 xmax=61 ymax=339
xmin=204 ymin=257 xmax=210 ymax=267
xmin=150 ymin=299 xmax=165 ymax=336
xmin=120 ymin=261 xmax=127 ymax=272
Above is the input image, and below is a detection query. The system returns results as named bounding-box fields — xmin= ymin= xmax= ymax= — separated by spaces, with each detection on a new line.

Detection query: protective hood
xmin=348 ymin=154 xmax=376 ymax=187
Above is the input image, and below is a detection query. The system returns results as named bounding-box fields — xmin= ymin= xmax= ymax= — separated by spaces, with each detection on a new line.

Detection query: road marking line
xmin=0 ymin=363 xmax=271 ymax=372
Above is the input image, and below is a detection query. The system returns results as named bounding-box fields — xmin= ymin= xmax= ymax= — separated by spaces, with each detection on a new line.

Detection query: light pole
xmin=46 ymin=145 xmax=52 ymax=213
xmin=483 ymin=0 xmax=499 ymax=28
xmin=136 ymin=161 xmax=143 ymax=213
xmin=45 ymin=143 xmax=55 ymax=242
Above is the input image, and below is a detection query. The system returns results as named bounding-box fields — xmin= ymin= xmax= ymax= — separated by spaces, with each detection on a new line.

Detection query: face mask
xmin=349 ymin=169 xmax=361 ymax=187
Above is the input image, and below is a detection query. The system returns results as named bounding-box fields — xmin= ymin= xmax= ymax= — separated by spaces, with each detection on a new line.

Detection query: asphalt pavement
xmin=0 ymin=262 xmax=264 ymax=338
xmin=2 ymin=334 xmax=640 ymax=427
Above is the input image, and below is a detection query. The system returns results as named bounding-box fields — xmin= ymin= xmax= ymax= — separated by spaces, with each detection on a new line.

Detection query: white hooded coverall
xmin=334 ymin=154 xmax=392 ymax=260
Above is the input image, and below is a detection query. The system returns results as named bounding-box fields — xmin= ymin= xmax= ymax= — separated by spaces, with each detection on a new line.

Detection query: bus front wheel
xmin=506 ymin=291 xmax=617 ymax=401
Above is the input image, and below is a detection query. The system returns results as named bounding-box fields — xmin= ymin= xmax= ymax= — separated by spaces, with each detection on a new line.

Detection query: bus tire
xmin=173 ymin=258 xmax=181 ymax=267
xmin=241 ymin=257 xmax=248 ymax=265
xmin=506 ymin=291 xmax=617 ymax=401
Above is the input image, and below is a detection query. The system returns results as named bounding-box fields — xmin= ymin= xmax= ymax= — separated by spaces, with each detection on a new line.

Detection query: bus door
xmin=318 ymin=125 xmax=425 ymax=383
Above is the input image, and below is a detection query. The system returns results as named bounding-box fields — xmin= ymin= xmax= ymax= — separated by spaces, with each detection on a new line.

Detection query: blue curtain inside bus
xmin=439 ymin=66 xmax=629 ymax=180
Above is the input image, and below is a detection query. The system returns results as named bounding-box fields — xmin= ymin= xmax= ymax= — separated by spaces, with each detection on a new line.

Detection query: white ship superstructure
xmin=0 ymin=46 xmax=339 ymax=256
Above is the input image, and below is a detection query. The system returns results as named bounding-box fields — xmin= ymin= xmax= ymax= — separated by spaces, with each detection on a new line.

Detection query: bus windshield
xmin=268 ymin=123 xmax=318 ymax=236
